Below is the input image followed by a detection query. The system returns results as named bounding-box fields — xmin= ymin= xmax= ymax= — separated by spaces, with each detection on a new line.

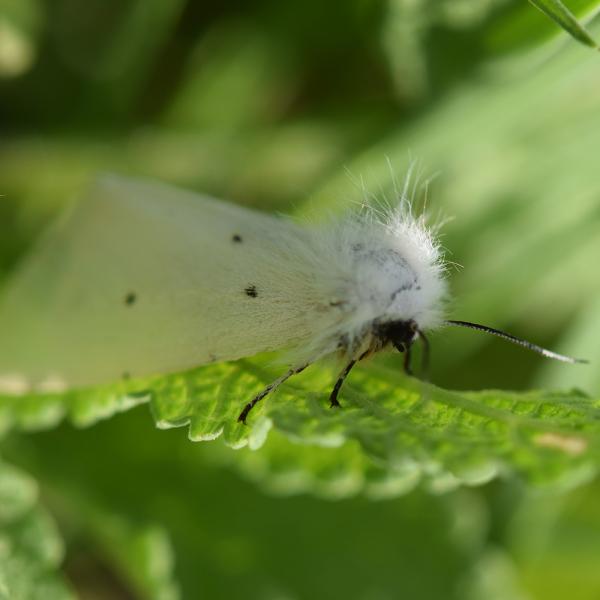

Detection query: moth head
xmin=374 ymin=319 xmax=420 ymax=352
xmin=371 ymin=318 xmax=429 ymax=376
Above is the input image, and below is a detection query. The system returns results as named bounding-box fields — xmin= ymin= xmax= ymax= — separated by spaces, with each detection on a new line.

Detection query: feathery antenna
xmin=445 ymin=320 xmax=587 ymax=364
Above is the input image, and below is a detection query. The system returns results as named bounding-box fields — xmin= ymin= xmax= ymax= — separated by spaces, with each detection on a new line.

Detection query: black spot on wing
xmin=245 ymin=285 xmax=258 ymax=298
xmin=124 ymin=292 xmax=137 ymax=306
xmin=232 ymin=234 xmax=243 ymax=243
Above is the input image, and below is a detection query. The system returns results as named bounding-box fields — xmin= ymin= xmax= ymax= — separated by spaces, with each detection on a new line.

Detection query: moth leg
xmin=329 ymin=349 xmax=371 ymax=408
xmin=330 ymin=358 xmax=363 ymax=408
xmin=418 ymin=330 xmax=430 ymax=378
xmin=393 ymin=341 xmax=412 ymax=376
xmin=403 ymin=344 xmax=413 ymax=376
xmin=238 ymin=363 xmax=308 ymax=424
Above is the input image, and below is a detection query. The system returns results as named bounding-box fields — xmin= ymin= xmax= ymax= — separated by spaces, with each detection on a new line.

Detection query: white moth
xmin=0 ymin=174 xmax=585 ymax=423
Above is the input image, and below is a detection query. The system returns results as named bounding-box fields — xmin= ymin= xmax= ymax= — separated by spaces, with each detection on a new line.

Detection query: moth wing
xmin=0 ymin=175 xmax=327 ymax=393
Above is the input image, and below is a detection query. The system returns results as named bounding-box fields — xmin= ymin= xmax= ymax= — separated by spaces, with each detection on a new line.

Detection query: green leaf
xmin=1 ymin=358 xmax=599 ymax=496
xmin=506 ymin=478 xmax=600 ymax=599
xmin=486 ymin=0 xmax=600 ymax=53
xmin=0 ymin=456 xmax=179 ymax=599
xmin=0 ymin=461 xmax=74 ymax=600
xmin=5 ymin=414 xmax=488 ymax=600
xmin=66 ymin=509 xmax=179 ymax=600
xmin=528 ymin=0 xmax=598 ymax=47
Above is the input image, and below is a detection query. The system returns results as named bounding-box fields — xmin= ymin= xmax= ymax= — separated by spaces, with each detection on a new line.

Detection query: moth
xmin=0 ymin=175 xmax=585 ymax=423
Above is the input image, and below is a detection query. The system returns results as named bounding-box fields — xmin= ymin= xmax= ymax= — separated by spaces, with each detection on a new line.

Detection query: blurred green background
xmin=1 ymin=0 xmax=600 ymax=598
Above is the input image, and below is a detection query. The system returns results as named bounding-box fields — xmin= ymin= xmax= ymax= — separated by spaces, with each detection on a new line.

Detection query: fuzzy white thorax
xmin=285 ymin=200 xmax=448 ymax=365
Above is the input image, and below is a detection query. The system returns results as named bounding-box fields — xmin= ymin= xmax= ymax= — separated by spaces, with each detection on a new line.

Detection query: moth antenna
xmin=445 ymin=320 xmax=588 ymax=364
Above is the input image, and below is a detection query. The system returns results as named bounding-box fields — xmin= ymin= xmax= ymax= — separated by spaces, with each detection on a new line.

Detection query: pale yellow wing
xmin=0 ymin=175 xmax=332 ymax=393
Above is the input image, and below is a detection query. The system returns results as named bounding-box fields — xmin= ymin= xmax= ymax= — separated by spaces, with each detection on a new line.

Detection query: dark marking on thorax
xmin=390 ymin=279 xmax=420 ymax=301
